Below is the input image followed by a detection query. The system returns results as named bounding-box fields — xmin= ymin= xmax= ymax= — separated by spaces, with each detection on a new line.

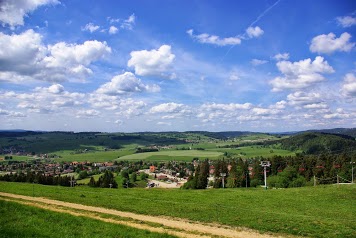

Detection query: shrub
xmin=250 ymin=179 xmax=262 ymax=188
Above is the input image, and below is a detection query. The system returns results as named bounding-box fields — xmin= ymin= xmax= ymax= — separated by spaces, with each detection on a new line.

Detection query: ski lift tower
xmin=260 ymin=161 xmax=271 ymax=190
xmin=220 ymin=173 xmax=226 ymax=188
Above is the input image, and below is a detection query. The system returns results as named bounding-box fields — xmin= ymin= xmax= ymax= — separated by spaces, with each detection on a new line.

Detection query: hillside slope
xmin=308 ymin=128 xmax=356 ymax=138
xmin=279 ymin=132 xmax=356 ymax=154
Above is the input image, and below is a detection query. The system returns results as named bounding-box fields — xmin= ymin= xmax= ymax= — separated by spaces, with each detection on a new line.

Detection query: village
xmin=0 ymin=153 xmax=252 ymax=189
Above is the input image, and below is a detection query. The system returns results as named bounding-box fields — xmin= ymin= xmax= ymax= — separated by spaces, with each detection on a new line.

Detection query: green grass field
xmin=210 ymin=146 xmax=297 ymax=158
xmin=3 ymin=146 xmax=294 ymax=163
xmin=116 ymin=150 xmax=223 ymax=161
xmin=77 ymin=173 xmax=147 ymax=188
xmin=3 ymin=155 xmax=37 ymax=161
xmin=0 ymin=200 xmax=175 ymax=238
xmin=76 ymin=173 xmax=105 ymax=184
xmin=0 ymin=182 xmax=354 ymax=238
xmin=51 ymin=149 xmax=135 ymax=162
xmin=0 ymin=145 xmax=297 ymax=165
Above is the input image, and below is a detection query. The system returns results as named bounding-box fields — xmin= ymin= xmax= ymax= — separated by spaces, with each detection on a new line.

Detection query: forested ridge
xmin=278 ymin=132 xmax=356 ymax=154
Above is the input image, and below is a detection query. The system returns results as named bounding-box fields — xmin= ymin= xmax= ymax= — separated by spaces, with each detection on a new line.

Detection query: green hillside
xmin=308 ymin=128 xmax=356 ymax=138
xmin=0 ymin=182 xmax=355 ymax=238
xmin=279 ymin=132 xmax=356 ymax=154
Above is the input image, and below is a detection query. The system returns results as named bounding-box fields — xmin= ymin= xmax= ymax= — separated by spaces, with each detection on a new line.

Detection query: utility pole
xmin=314 ymin=175 xmax=316 ymax=186
xmin=245 ymin=172 xmax=248 ymax=188
xmin=70 ymin=176 xmax=75 ymax=187
xmin=220 ymin=173 xmax=226 ymax=188
xmin=260 ymin=161 xmax=270 ymax=190
xmin=351 ymin=161 xmax=355 ymax=184
xmin=337 ymin=174 xmax=339 ymax=188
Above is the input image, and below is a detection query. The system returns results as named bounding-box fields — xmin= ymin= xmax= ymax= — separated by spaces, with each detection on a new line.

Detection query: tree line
xmin=0 ymin=171 xmax=74 ymax=186
xmin=88 ymin=170 xmax=118 ymax=188
xmin=183 ymin=152 xmax=355 ymax=189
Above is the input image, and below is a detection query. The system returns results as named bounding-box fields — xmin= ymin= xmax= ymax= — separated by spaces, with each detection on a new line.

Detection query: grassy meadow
xmin=49 ymin=146 xmax=293 ymax=162
xmin=0 ymin=200 xmax=175 ymax=238
xmin=116 ymin=150 xmax=223 ymax=161
xmin=76 ymin=173 xmax=105 ymax=184
xmin=52 ymin=149 xmax=135 ymax=162
xmin=211 ymin=146 xmax=297 ymax=158
xmin=4 ymin=144 xmax=296 ymax=163
xmin=0 ymin=181 xmax=354 ymax=238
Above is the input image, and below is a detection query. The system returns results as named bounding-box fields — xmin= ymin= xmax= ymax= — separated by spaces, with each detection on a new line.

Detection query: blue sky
xmin=0 ymin=0 xmax=355 ymax=132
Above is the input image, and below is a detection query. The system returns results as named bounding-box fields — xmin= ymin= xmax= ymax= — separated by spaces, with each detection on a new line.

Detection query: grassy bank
xmin=0 ymin=182 xmax=355 ymax=238
xmin=0 ymin=199 xmax=175 ymax=238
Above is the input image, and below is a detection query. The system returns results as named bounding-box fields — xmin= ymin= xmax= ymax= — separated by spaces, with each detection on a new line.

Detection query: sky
xmin=0 ymin=0 xmax=355 ymax=132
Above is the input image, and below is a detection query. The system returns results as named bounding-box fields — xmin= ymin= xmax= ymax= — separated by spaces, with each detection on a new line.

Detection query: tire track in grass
xmin=0 ymin=192 xmax=296 ymax=238
xmin=0 ymin=197 xmax=207 ymax=238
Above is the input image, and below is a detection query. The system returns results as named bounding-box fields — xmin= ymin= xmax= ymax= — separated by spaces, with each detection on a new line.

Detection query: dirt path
xmin=0 ymin=192 xmax=292 ymax=238
xmin=148 ymin=179 xmax=183 ymax=188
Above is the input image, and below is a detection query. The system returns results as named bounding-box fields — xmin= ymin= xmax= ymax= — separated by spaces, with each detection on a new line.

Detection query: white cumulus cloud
xmin=201 ymin=103 xmax=252 ymax=111
xmin=0 ymin=109 xmax=26 ymax=117
xmin=128 ymin=45 xmax=175 ymax=77
xmin=187 ymin=29 xmax=241 ymax=46
xmin=157 ymin=121 xmax=172 ymax=126
xmin=0 ymin=29 xmax=45 ymax=74
xmin=273 ymin=53 xmax=289 ymax=61
xmin=229 ymin=72 xmax=240 ymax=81
xmin=150 ymin=102 xmax=186 ymax=114
xmin=287 ymin=91 xmax=322 ymax=105
xmin=310 ymin=32 xmax=355 ymax=54
xmin=286 ymin=91 xmax=329 ymax=110
xmin=76 ymin=109 xmax=100 ymax=118
xmin=109 ymin=26 xmax=118 ymax=34
xmin=270 ymin=56 xmax=334 ymax=91
xmin=3 ymin=85 xmax=85 ymax=115
xmin=96 ymin=72 xmax=160 ymax=95
xmin=303 ymin=103 xmax=328 ymax=109
xmin=336 ymin=16 xmax=356 ymax=28
xmin=323 ymin=109 xmax=351 ymax=119
xmin=251 ymin=59 xmax=268 ymax=66
xmin=82 ymin=23 xmax=100 ymax=33
xmin=0 ymin=0 xmax=59 ymax=28
xmin=251 ymin=107 xmax=279 ymax=116
xmin=44 ymin=40 xmax=111 ymax=68
xmin=37 ymin=83 xmax=64 ymax=94
xmin=341 ymin=73 xmax=356 ymax=98
xmin=88 ymin=94 xmax=147 ymax=118
xmin=246 ymin=26 xmax=264 ymax=38
xmin=0 ymin=30 xmax=111 ymax=83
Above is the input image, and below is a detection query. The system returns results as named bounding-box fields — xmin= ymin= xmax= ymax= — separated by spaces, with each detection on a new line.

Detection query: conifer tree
xmin=227 ymin=160 xmax=238 ymax=188
xmin=196 ymin=159 xmax=209 ymax=189
xmin=88 ymin=176 xmax=96 ymax=187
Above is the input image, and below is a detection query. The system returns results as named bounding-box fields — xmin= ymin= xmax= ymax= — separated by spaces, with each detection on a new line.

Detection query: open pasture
xmin=51 ymin=149 xmax=135 ymax=162
xmin=76 ymin=173 xmax=105 ymax=184
xmin=116 ymin=150 xmax=223 ymax=161
xmin=211 ymin=146 xmax=297 ymax=158
xmin=0 ymin=182 xmax=354 ymax=238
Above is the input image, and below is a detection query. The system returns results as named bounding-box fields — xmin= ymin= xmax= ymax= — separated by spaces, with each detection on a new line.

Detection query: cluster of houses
xmin=0 ymin=159 xmax=118 ymax=177
xmin=0 ymin=146 xmax=53 ymax=160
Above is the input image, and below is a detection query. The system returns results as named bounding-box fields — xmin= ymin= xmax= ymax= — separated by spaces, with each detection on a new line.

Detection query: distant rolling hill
xmin=184 ymin=131 xmax=258 ymax=139
xmin=307 ymin=128 xmax=356 ymax=138
xmin=279 ymin=132 xmax=356 ymax=154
